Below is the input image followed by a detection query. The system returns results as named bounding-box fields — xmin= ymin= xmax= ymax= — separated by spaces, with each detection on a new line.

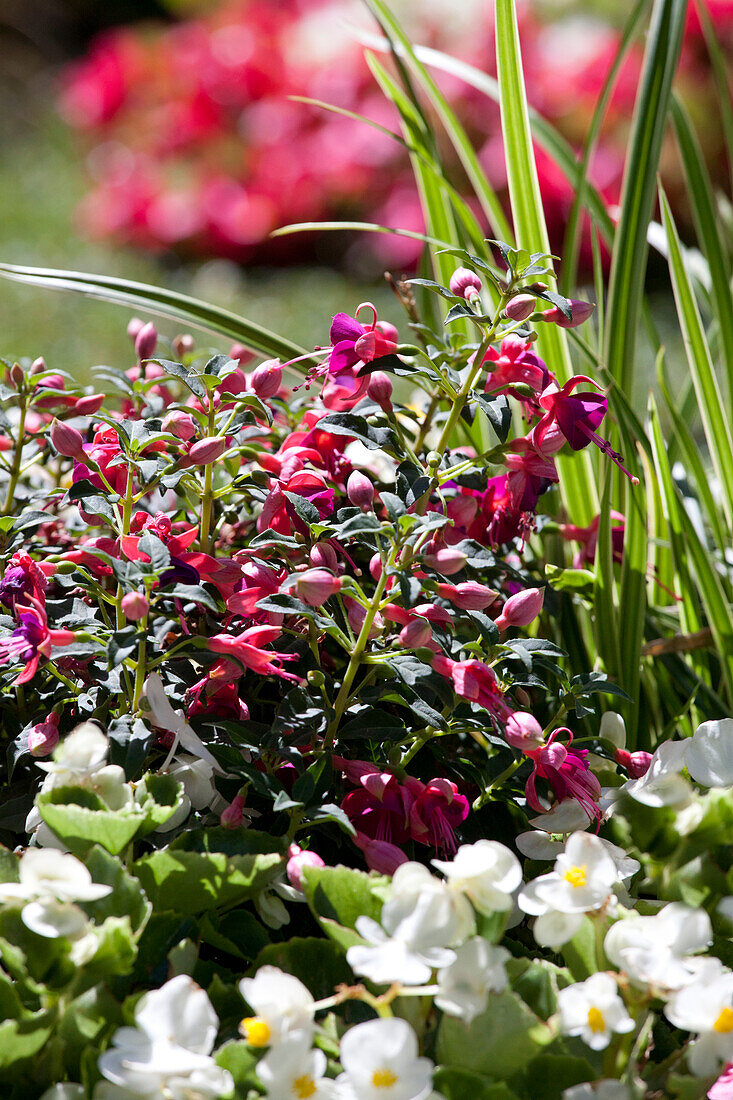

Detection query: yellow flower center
xmin=587 ymin=1007 xmax=606 ymax=1033
xmin=372 ymin=1068 xmax=398 ymax=1088
xmin=564 ymin=864 xmax=587 ymax=888
xmin=714 ymin=1007 xmax=733 ymax=1033
xmin=240 ymin=1016 xmax=272 ymax=1047
xmin=292 ymin=1073 xmax=317 ymax=1099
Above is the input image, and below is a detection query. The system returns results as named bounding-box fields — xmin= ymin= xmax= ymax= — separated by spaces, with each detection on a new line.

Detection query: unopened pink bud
xmin=296 ymin=568 xmax=342 ymax=607
xmin=539 ymin=299 xmax=595 ymax=329
xmin=162 ymin=410 xmax=197 ymax=441
xmin=127 ymin=318 xmax=145 ymax=343
xmin=399 ymin=617 xmax=432 ymax=649
xmin=505 ymin=294 xmax=537 ymax=322
xmin=505 ymin=711 xmax=544 ymax=752
xmin=369 ymin=553 xmax=382 ymax=581
xmin=367 ymin=371 xmax=393 ymax=408
xmin=449 ymin=267 xmax=482 ymax=300
xmin=423 ymin=544 xmax=467 ymax=576
xmin=135 ymin=322 xmax=158 ymax=361
xmin=173 ymin=334 xmax=195 ymax=358
xmin=347 ymin=470 xmax=374 ymax=510
xmin=30 ymin=357 xmax=46 ymax=375
xmin=221 ymin=793 xmax=246 ymax=829
xmin=73 ymin=393 xmax=105 ymax=415
xmin=50 ymin=419 xmax=86 ymax=461
xmin=229 ymin=343 xmax=254 ymax=366
xmin=493 ymin=587 xmax=544 ymax=631
xmin=121 ymin=591 xmax=149 ymax=621
xmin=10 ymin=363 xmax=24 ymax=387
xmin=436 ymin=581 xmax=498 ymax=610
xmin=286 ymin=844 xmax=325 ymax=891
xmin=615 ymin=748 xmax=653 ymax=779
xmin=310 ymin=542 xmax=338 ymax=571
xmin=250 ymin=359 xmax=283 ymax=399
xmin=186 ymin=436 xmax=227 ymax=466
xmin=29 ymin=713 xmax=60 ymax=757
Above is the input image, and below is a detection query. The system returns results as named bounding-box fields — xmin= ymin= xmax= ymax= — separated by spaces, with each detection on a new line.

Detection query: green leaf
xmin=81 ymin=846 xmax=151 ymax=933
xmin=436 ymin=988 xmax=551 ymax=1077
xmin=0 ymin=1012 xmax=55 ymax=1073
xmin=252 ymin=937 xmax=354 ymax=1002
xmin=433 ymin=1068 xmax=520 ymax=1100
xmin=301 ymin=865 xmax=389 ymax=931
xmin=520 ymin=1053 xmax=596 ymax=1100
xmin=215 ymin=1040 xmax=261 ymax=1092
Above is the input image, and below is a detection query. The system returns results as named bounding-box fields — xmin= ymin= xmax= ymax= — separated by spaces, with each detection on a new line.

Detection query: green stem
xmin=199 ymin=401 xmax=217 ymax=554
xmin=132 ymin=614 xmax=148 ymax=712
xmin=1 ymin=399 xmax=27 ymax=516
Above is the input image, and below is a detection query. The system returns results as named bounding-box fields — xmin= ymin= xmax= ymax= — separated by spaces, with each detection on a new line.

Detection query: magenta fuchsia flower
xmin=0 ymin=553 xmax=54 ymax=612
xmin=534 ymin=376 xmax=638 ymax=483
xmin=559 ymin=511 xmax=626 ymax=567
xmin=257 ymin=469 xmax=335 ymax=535
xmin=404 ymin=776 xmax=470 ymax=855
xmin=208 ymin=624 xmax=301 ymax=683
xmin=0 ymin=597 xmax=75 ymax=685
xmin=226 ymin=561 xmax=285 ymax=617
xmin=525 ymin=727 xmax=602 ymax=821
xmin=432 ymin=654 xmax=512 ymax=722
xmin=493 ymin=587 xmax=545 ymax=632
xmin=326 ymin=306 xmax=398 ymax=379
xmin=481 ymin=335 xmax=550 ymax=399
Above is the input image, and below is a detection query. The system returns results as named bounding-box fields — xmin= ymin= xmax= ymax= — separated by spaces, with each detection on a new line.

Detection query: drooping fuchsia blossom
xmin=505 ymin=438 xmax=559 ymax=513
xmin=0 ymin=596 xmax=76 ymax=685
xmin=534 ymin=376 xmax=638 ymax=483
xmin=326 ymin=304 xmax=399 ymax=380
xmin=524 ymin=727 xmax=602 ymax=821
xmin=0 ymin=553 xmax=55 ymax=612
xmin=208 ymin=624 xmax=301 ymax=683
xmin=257 ymin=469 xmax=335 ymax=535
xmin=559 ymin=511 xmax=625 ymax=567
xmin=403 ymin=776 xmax=470 ymax=855
xmin=432 ymin=654 xmax=512 ymax=723
xmin=615 ymin=749 xmax=653 ymax=779
xmin=481 ymin=334 xmax=551 ymax=400
xmin=337 ymin=761 xmax=412 ymax=848
xmin=226 ymin=560 xmax=286 ymax=618
xmin=493 ymin=586 xmax=545 ymax=632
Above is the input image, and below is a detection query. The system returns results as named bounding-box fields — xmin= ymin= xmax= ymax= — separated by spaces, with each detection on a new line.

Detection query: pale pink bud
xmin=296 ymin=568 xmax=342 ymax=607
xmin=354 ymin=832 xmax=408 ymax=874
xmin=615 ymin=749 xmax=653 ymax=779
xmin=135 ymin=322 xmax=158 ymax=361
xmin=399 ymin=618 xmax=432 ymax=649
xmin=10 ymin=363 xmax=24 ymax=387
xmin=250 ymin=358 xmax=283 ymax=399
xmin=186 ymin=436 xmax=227 ymax=466
xmin=73 ymin=393 xmax=105 ymax=415
xmin=50 ymin=419 xmax=86 ymax=461
xmin=29 ymin=713 xmax=60 ymax=757
xmin=493 ymin=587 xmax=544 ymax=632
xmin=347 ymin=470 xmax=374 ymax=510
xmin=505 ymin=711 xmax=544 ymax=752
xmin=346 ymin=597 xmax=383 ymax=638
xmin=423 ymin=544 xmax=467 ymax=575
xmin=229 ymin=343 xmax=254 ymax=366
xmin=369 ymin=553 xmax=382 ymax=581
xmin=539 ymin=299 xmax=595 ymax=329
xmin=436 ymin=581 xmax=498 ymax=610
xmin=221 ymin=793 xmax=246 ymax=829
xmin=505 ymin=294 xmax=536 ymax=322
xmin=173 ymin=334 xmax=194 ymax=358
xmin=367 ymin=371 xmax=393 ymax=408
xmin=127 ymin=318 xmax=145 ymax=343
xmin=121 ymin=591 xmax=149 ymax=621
xmin=162 ymin=410 xmax=197 ymax=441
xmin=376 ymin=320 xmax=399 ymax=342
xmin=449 ymin=267 xmax=482 ymax=300
xmin=30 ymin=357 xmax=46 ymax=376
xmin=286 ymin=844 xmax=325 ymax=891
xmin=310 ymin=542 xmax=338 ymax=571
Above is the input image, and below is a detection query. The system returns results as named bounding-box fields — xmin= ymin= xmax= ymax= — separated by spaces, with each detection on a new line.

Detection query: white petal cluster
xmin=96 ymin=975 xmax=233 ymax=1099
xmin=686 ymin=718 xmax=733 ymax=788
xmin=664 ymin=959 xmax=733 ymax=1076
xmin=432 ymin=839 xmax=522 ymax=914
xmin=257 ymin=1034 xmax=338 ymax=1100
xmin=337 ymin=1017 xmax=433 ymax=1100
xmin=556 ymin=973 xmax=634 ymax=1050
xmin=435 ymin=937 xmax=510 ymax=1024
xmin=238 ymin=965 xmax=315 ymax=1048
xmin=604 ymin=902 xmax=712 ymax=992
xmin=622 ymin=740 xmax=691 ymax=808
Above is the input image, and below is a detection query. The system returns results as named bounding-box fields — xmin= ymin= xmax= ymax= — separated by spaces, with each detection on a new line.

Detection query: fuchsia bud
xmin=296 ymin=568 xmax=342 ymax=607
xmin=449 ymin=267 xmax=482 ymax=300
xmin=50 ymin=419 xmax=86 ymax=462
xmin=30 ymin=357 xmax=46 ymax=376
xmin=173 ymin=334 xmax=194 ymax=358
xmin=505 ymin=711 xmax=545 ymax=752
xmin=127 ymin=318 xmax=145 ymax=343
xmin=423 ymin=544 xmax=467 ymax=576
xmin=493 ymin=587 xmax=544 ymax=632
xmin=221 ymin=793 xmax=246 ymax=829
xmin=369 ymin=553 xmax=382 ymax=581
xmin=162 ymin=410 xmax=197 ymax=441
xmin=135 ymin=322 xmax=158 ymax=361
xmin=121 ymin=591 xmax=149 ymax=621
xmin=615 ymin=748 xmax=653 ymax=779
xmin=250 ymin=358 xmax=283 ymax=399
xmin=346 ymin=470 xmax=375 ymax=510
xmin=286 ymin=843 xmax=325 ymax=891
xmin=505 ymin=294 xmax=537 ymax=322
xmin=186 ymin=436 xmax=227 ymax=466
xmin=73 ymin=393 xmax=105 ymax=415
xmin=376 ymin=320 xmax=399 ymax=343
xmin=229 ymin=343 xmax=254 ymax=366
xmin=436 ymin=581 xmax=498 ymax=610
xmin=539 ymin=299 xmax=595 ymax=328
xmin=399 ymin=617 xmax=432 ymax=649
xmin=310 ymin=542 xmax=338 ymax=571
xmin=367 ymin=371 xmax=393 ymax=409
xmin=28 ymin=712 xmax=60 ymax=757
xmin=10 ymin=363 xmax=24 ymax=387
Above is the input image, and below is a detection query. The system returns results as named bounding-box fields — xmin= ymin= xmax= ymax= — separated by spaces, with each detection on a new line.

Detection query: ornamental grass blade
xmin=603 ymin=0 xmax=687 ymax=399
xmin=696 ymin=0 xmax=733 ymax=187
xmin=0 ymin=263 xmax=308 ymax=366
xmin=659 ymin=185 xmax=733 ymax=529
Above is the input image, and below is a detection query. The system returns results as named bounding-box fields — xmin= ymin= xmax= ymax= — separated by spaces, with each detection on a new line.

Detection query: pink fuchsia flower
xmin=221 ymin=793 xmax=247 ymax=829
xmin=399 ymin=618 xmax=433 ymax=649
xmin=354 ymin=832 xmax=409 ymax=874
xmin=325 ymin=304 xmax=398 ymax=380
xmin=226 ymin=560 xmax=285 ymax=617
xmin=538 ymin=298 xmax=594 ymax=328
xmin=382 ymin=602 xmax=453 ymax=630
xmin=525 ymin=727 xmax=602 ymax=821
xmin=346 ymin=470 xmax=375 ymax=510
xmin=709 ymin=1063 xmax=733 ymax=1099
xmin=505 ymin=711 xmax=545 ymax=752
xmin=336 ymin=758 xmax=412 ymax=847
xmin=0 ymin=553 xmax=54 ymax=612
xmin=432 ymin=654 xmax=512 ymax=722
xmin=504 ymin=294 xmax=536 ymax=322
xmin=367 ymin=371 xmax=393 ymax=410
xmin=208 ymin=624 xmax=301 ymax=683
xmin=29 ymin=712 xmax=61 ymax=757
xmin=405 ymin=777 xmax=470 ymax=855
xmin=422 ymin=543 xmax=467 ymax=575
xmin=250 ymin=358 xmax=283 ymax=399
xmin=615 ymin=749 xmax=653 ymax=779
xmin=295 ymin=568 xmax=342 ymax=607
xmin=493 ymin=587 xmax=544 ymax=632
xmin=257 ymin=469 xmax=335 ymax=535
xmin=535 ymin=377 xmax=638 ymax=483
xmin=161 ymin=409 xmax=197 ymax=441
xmin=50 ymin=419 xmax=87 ymax=462
xmin=481 ymin=335 xmax=550 ymax=398
xmin=559 ymin=511 xmax=625 ymax=567
xmin=504 ymin=438 xmax=559 ymax=513
xmin=0 ymin=597 xmax=75 ymax=685
xmin=286 ymin=844 xmax=325 ymax=891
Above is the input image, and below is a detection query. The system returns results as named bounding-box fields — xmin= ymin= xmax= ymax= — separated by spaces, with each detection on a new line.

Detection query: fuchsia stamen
xmin=577 ymin=422 xmax=640 ymax=485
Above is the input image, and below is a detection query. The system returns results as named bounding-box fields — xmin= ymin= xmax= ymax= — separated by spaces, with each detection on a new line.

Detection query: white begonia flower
xmin=604 ymin=902 xmax=713 ymax=992
xmin=563 ymin=1082 xmax=631 ymax=1100
xmin=517 ymin=801 xmax=595 ymax=861
xmin=347 ymin=863 xmax=471 ymax=986
xmin=516 ymin=831 xmax=565 ymax=860
xmin=518 ymin=833 xmax=621 ymax=948
xmin=143 ymin=672 xmax=219 ymax=770
xmin=257 ymin=1034 xmax=338 ymax=1100
xmin=664 ymin=960 xmax=733 ymax=1076
xmin=622 ymin=740 xmax=691 ymax=807
xmin=686 ymin=718 xmax=733 ymax=788
xmin=39 ymin=1085 xmax=86 ymax=1100
xmin=97 ymin=974 xmax=232 ymax=1099
xmin=432 ymin=840 xmax=522 ymax=915
xmin=0 ymin=848 xmax=111 ymax=940
xmin=155 ymin=754 xmax=220 ymax=834
xmin=435 ymin=937 xmax=510 ymax=1025
xmin=557 ymin=972 xmax=634 ymax=1051
xmin=337 ymin=1017 xmax=433 ymax=1100
xmin=599 ymin=712 xmax=626 ymax=750
xmin=238 ymin=966 xmax=314 ymax=1049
